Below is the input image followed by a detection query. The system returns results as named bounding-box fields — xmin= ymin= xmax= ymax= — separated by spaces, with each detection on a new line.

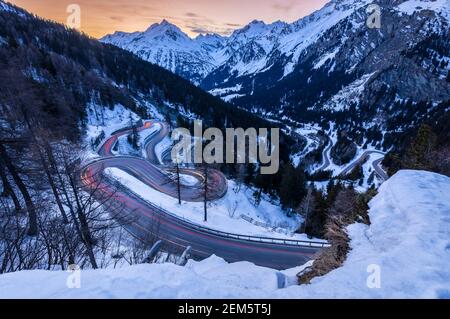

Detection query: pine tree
xmin=305 ymin=190 xmax=328 ymax=238
xmin=347 ymin=164 xmax=363 ymax=181
xmin=279 ymin=163 xmax=307 ymax=210
xmin=403 ymin=124 xmax=437 ymax=170
xmin=127 ymin=115 xmax=140 ymax=150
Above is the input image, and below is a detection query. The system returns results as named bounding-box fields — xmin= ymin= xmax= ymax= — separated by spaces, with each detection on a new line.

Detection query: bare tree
xmin=175 ymin=161 xmax=182 ymax=205
xmin=0 ymin=142 xmax=38 ymax=236
xmin=0 ymin=159 xmax=21 ymax=212
xmin=328 ymin=188 xmax=358 ymax=223
xmin=121 ymin=216 xmax=163 ymax=266
xmin=27 ymin=129 xmax=69 ymax=223
xmin=49 ymin=142 xmax=128 ymax=269
xmin=0 ymin=197 xmax=46 ymax=273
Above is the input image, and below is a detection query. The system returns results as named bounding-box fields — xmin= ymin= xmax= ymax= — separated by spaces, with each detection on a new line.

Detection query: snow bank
xmin=1 ymin=170 xmax=449 ymax=298
xmin=0 ymin=255 xmax=301 ymax=299
xmin=113 ymin=124 xmax=160 ymax=158
xmin=277 ymin=170 xmax=450 ymax=298
xmin=105 ymin=168 xmax=307 ymax=240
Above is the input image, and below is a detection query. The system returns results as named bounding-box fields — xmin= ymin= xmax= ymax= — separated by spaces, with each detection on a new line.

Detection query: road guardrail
xmin=107 ymin=176 xmax=330 ymax=249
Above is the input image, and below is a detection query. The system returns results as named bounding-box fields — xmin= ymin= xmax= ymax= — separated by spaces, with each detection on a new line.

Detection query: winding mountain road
xmin=82 ymin=121 xmax=324 ymax=270
xmin=339 ymin=150 xmax=388 ymax=181
xmin=317 ymin=135 xmax=388 ymax=181
xmin=318 ymin=136 xmax=333 ymax=172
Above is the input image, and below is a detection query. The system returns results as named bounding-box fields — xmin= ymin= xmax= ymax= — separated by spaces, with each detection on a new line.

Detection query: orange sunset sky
xmin=6 ymin=0 xmax=329 ymax=38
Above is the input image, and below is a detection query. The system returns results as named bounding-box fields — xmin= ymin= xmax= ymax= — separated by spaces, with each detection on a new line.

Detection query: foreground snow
xmin=278 ymin=170 xmax=450 ymax=298
xmin=1 ymin=170 xmax=449 ymax=298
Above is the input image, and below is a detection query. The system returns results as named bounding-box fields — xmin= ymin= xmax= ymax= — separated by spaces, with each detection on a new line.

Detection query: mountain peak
xmin=145 ymin=19 xmax=182 ymax=33
xmin=249 ymin=19 xmax=265 ymax=26
xmin=160 ymin=19 xmax=170 ymax=25
xmin=142 ymin=20 xmax=191 ymax=42
xmin=195 ymin=33 xmax=225 ymax=43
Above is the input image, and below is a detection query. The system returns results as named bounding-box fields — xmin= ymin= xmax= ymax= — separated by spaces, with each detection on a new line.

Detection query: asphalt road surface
xmin=82 ymin=121 xmax=323 ymax=270
xmin=339 ymin=150 xmax=388 ymax=181
xmin=318 ymin=136 xmax=333 ymax=171
xmin=317 ymin=135 xmax=388 ymax=181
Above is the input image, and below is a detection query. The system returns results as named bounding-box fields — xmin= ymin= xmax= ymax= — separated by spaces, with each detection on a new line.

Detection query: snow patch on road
xmin=179 ymin=174 xmax=199 ymax=186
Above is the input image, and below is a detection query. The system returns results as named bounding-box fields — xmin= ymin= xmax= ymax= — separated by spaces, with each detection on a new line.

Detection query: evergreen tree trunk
xmin=0 ymin=159 xmax=22 ymax=212
xmin=0 ymin=142 xmax=38 ymax=236
xmin=42 ymin=143 xmax=69 ymax=223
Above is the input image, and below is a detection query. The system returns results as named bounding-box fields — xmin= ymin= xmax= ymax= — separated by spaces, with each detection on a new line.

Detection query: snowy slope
xmin=277 ymin=170 xmax=450 ymax=298
xmin=278 ymin=0 xmax=372 ymax=77
xmin=217 ymin=20 xmax=288 ymax=77
xmin=0 ymin=0 xmax=13 ymax=12
xmin=395 ymin=0 xmax=450 ymax=18
xmin=321 ymin=72 xmax=376 ymax=112
xmin=1 ymin=170 xmax=448 ymax=298
xmin=0 ymin=0 xmax=25 ymax=16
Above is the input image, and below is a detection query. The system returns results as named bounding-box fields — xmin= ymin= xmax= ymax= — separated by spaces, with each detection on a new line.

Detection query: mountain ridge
xmin=101 ymin=0 xmax=449 ymax=93
xmin=100 ymin=0 xmax=376 ymax=84
xmin=101 ymin=0 xmax=450 ymax=156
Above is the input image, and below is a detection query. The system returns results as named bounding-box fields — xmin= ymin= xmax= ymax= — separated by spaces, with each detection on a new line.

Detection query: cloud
xmin=177 ymin=11 xmax=243 ymax=36
xmin=109 ymin=15 xmax=125 ymax=22
xmin=272 ymin=0 xmax=297 ymax=13
xmin=189 ymin=27 xmax=210 ymax=34
xmin=89 ymin=1 xmax=155 ymax=13
xmin=186 ymin=23 xmax=237 ymax=36
xmin=225 ymin=23 xmax=242 ymax=27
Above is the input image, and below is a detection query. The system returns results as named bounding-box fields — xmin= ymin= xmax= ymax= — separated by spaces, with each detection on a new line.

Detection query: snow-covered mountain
xmin=101 ymin=20 xmax=226 ymax=84
xmin=101 ymin=1 xmax=449 ymax=131
xmin=100 ymin=0 xmax=375 ymax=85
xmin=103 ymin=0 xmax=450 ymax=173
